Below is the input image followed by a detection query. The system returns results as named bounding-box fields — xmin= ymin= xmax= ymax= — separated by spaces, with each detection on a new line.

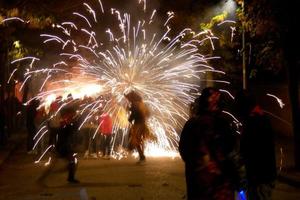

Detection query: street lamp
xmin=223 ymin=0 xmax=237 ymax=13
xmin=221 ymin=0 xmax=246 ymax=89
xmin=241 ymin=1 xmax=246 ymax=90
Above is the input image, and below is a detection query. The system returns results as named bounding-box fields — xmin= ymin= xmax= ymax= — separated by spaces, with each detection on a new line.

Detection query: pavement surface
xmin=0 ymin=131 xmax=300 ymax=200
xmin=275 ymin=135 xmax=300 ymax=188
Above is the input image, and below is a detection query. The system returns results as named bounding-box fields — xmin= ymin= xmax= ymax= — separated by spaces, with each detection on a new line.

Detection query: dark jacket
xmin=179 ymin=110 xmax=238 ymax=199
xmin=179 ymin=111 xmax=235 ymax=168
xmin=56 ymin=118 xmax=78 ymax=157
xmin=240 ymin=107 xmax=277 ymax=184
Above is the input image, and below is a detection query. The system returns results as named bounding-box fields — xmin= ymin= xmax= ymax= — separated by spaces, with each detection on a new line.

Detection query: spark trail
xmin=10 ymin=0 xmax=225 ymax=159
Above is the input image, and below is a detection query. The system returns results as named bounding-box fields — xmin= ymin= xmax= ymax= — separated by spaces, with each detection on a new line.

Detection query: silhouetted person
xmin=82 ymin=110 xmax=99 ymax=159
xmin=26 ymin=99 xmax=40 ymax=154
xmin=125 ymin=91 xmax=156 ymax=163
xmin=4 ymin=93 xmax=23 ymax=135
xmin=179 ymin=87 xmax=238 ymax=200
xmin=48 ymin=96 xmax=62 ymax=147
xmin=34 ymin=105 xmax=47 ymax=154
xmin=235 ymin=90 xmax=277 ymax=200
xmin=58 ymin=109 xmax=79 ymax=183
xmin=37 ymin=101 xmax=80 ymax=185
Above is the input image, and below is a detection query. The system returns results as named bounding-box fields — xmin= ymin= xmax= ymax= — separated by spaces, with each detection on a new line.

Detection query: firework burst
xmin=10 ymin=0 xmax=225 ymax=160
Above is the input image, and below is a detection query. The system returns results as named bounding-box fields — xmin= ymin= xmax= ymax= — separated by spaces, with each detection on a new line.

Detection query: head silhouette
xmin=124 ymin=90 xmax=142 ymax=102
xmin=197 ymin=87 xmax=220 ymax=114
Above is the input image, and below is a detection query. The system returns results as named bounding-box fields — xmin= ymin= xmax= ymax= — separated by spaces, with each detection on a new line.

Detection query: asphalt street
xmin=0 ymin=140 xmax=300 ymax=200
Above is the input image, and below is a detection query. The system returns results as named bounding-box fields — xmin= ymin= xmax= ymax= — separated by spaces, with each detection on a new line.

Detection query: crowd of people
xmin=2 ymin=86 xmax=277 ymax=199
xmin=25 ymin=91 xmax=155 ymax=184
xmin=26 ymin=94 xmax=117 ymax=184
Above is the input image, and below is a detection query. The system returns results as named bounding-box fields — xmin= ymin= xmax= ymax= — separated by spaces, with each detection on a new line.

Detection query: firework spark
xmin=10 ymin=0 xmax=226 ymax=160
xmin=266 ymin=93 xmax=285 ymax=108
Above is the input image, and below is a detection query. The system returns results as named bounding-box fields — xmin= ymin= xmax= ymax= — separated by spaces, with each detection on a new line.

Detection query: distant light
xmin=13 ymin=40 xmax=21 ymax=48
xmin=223 ymin=0 xmax=237 ymax=13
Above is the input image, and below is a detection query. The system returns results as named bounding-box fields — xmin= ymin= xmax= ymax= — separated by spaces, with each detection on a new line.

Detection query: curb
xmin=278 ymin=172 xmax=300 ymax=188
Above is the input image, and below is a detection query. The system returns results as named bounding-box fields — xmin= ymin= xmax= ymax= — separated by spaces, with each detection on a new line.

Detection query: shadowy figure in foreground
xmin=37 ymin=97 xmax=80 ymax=185
xmin=125 ymin=91 xmax=156 ymax=163
xmin=26 ymin=99 xmax=40 ymax=154
xmin=179 ymin=87 xmax=239 ymax=200
xmin=235 ymin=90 xmax=277 ymax=200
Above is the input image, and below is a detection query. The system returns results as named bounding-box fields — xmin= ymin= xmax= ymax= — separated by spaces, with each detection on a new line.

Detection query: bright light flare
xmin=10 ymin=0 xmax=229 ymax=160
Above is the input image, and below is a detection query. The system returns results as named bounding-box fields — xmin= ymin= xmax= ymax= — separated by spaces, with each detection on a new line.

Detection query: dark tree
xmin=238 ymin=0 xmax=300 ymax=169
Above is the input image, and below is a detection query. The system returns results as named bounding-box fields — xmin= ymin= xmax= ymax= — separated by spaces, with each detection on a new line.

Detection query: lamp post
xmin=224 ymin=0 xmax=247 ymax=89
xmin=241 ymin=1 xmax=247 ymax=90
